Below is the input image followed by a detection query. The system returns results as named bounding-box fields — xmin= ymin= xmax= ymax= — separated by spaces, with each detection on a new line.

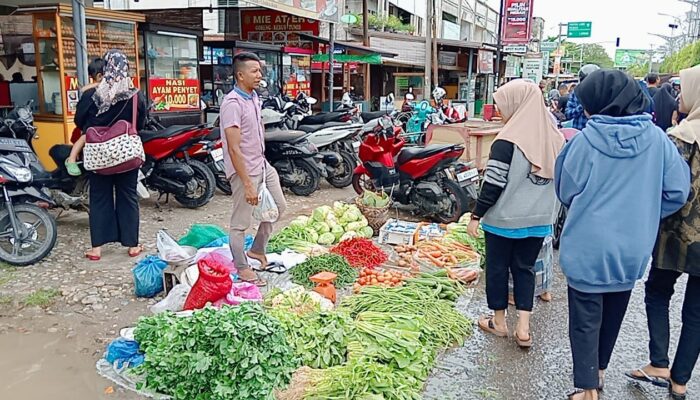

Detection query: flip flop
xmin=669 ymin=385 xmax=687 ymax=400
xmin=252 ymin=261 xmax=287 ymax=274
xmin=624 ymin=368 xmax=671 ymax=388
xmin=514 ymin=330 xmax=533 ymax=348
xmin=128 ymin=244 xmax=144 ymax=258
xmin=477 ymin=315 xmax=508 ymax=338
xmin=85 ymin=251 xmax=101 ymax=261
xmin=238 ymin=269 xmax=268 ymax=287
xmin=247 ymin=251 xmax=268 ymax=270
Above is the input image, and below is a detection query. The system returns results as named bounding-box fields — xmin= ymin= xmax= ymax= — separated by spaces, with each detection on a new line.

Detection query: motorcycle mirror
xmin=259 ymin=80 xmax=268 ymax=88
xmin=283 ymin=102 xmax=294 ymax=111
xmin=405 ymin=93 xmax=415 ymax=101
xmin=307 ymin=97 xmax=318 ymax=105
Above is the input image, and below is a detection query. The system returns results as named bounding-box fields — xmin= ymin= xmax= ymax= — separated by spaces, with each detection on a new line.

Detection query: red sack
xmin=183 ymin=253 xmax=233 ymax=310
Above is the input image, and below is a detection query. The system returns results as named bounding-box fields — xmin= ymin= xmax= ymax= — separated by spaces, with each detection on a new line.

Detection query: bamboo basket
xmin=355 ymin=196 xmax=391 ymax=234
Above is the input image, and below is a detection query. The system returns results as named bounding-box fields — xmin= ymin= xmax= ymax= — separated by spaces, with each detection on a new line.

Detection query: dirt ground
xmin=0 ymin=184 xmax=356 ymax=400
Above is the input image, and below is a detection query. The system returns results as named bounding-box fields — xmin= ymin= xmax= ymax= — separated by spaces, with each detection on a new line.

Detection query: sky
xmin=487 ymin=0 xmax=692 ymax=58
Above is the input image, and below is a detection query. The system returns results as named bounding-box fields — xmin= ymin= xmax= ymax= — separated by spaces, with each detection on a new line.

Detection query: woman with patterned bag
xmin=74 ymin=50 xmax=147 ymax=261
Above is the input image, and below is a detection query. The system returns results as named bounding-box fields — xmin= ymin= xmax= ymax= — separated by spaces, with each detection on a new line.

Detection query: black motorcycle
xmin=264 ymin=130 xmax=323 ymax=196
xmin=0 ymin=138 xmax=57 ymax=265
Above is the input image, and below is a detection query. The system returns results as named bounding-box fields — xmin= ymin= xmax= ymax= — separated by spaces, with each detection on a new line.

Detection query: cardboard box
xmin=427 ymin=121 xmax=502 ymax=169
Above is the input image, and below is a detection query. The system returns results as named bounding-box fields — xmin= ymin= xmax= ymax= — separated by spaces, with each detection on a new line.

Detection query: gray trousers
xmin=228 ymin=163 xmax=286 ymax=269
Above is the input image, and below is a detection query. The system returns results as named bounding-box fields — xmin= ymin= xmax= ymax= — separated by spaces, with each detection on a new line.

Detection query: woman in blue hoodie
xmin=555 ymin=69 xmax=690 ymax=400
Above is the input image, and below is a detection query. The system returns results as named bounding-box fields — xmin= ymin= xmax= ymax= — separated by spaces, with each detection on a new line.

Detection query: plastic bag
xmin=202 ymin=234 xmax=254 ymax=250
xmin=150 ymin=284 xmax=191 ymax=314
xmin=253 ymin=181 xmax=279 ymax=223
xmin=215 ymin=282 xmax=262 ymax=306
xmin=178 ymin=224 xmax=228 ymax=249
xmin=157 ymin=230 xmax=189 ymax=261
xmin=132 ymin=256 xmax=168 ymax=298
xmin=105 ymin=338 xmax=144 ymax=370
xmin=183 ymin=253 xmax=233 ymax=310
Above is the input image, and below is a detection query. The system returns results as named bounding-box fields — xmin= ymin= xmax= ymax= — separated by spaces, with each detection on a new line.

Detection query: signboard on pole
xmin=505 ymin=55 xmax=522 ymax=78
xmin=540 ymin=41 xmax=558 ymax=51
xmin=614 ymin=49 xmax=647 ymax=68
xmin=522 ymin=54 xmax=544 ymax=82
xmin=501 ymin=0 xmax=534 ymax=44
xmin=241 ymin=9 xmax=320 ymax=50
xmin=503 ymin=44 xmax=528 ymax=53
xmin=567 ymin=21 xmax=592 ymax=38
xmin=478 ymin=50 xmax=495 ymax=74
xmin=246 ymin=0 xmax=339 ymax=23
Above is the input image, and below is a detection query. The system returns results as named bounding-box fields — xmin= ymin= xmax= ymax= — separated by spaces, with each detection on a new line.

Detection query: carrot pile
xmin=413 ymin=240 xmax=480 ymax=268
xmin=331 ymin=238 xmax=388 ymax=269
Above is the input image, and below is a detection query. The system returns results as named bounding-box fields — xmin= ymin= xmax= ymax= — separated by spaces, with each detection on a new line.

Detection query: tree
xmin=660 ymin=40 xmax=700 ymax=73
xmin=627 ymin=63 xmax=650 ymax=78
xmin=556 ymin=41 xmax=613 ymax=73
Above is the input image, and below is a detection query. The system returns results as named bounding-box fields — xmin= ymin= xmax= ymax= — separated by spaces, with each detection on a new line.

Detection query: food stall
xmin=282 ymin=47 xmax=312 ymax=98
xmin=139 ymin=23 xmax=202 ymax=126
xmin=18 ymin=4 xmax=144 ymax=169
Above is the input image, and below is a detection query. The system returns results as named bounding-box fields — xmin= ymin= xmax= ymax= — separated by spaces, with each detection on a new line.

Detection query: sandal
xmin=85 ymin=250 xmax=101 ymax=261
xmin=252 ymin=261 xmax=287 ymax=274
xmin=624 ymin=368 xmax=671 ymax=388
xmin=238 ymin=268 xmax=268 ymax=287
xmin=128 ymin=244 xmax=144 ymax=258
xmin=247 ymin=251 xmax=268 ymax=270
xmin=669 ymin=381 xmax=687 ymax=400
xmin=514 ymin=330 xmax=533 ymax=348
xmin=477 ymin=315 xmax=508 ymax=337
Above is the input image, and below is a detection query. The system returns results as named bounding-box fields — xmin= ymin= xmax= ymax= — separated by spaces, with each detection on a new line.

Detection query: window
xmin=442 ymin=12 xmax=457 ymax=24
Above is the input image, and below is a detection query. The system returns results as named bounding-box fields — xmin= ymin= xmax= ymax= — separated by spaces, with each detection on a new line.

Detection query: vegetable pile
xmin=354 ymin=267 xmax=408 ymax=293
xmin=413 ymin=240 xmax=481 ymax=268
xmin=285 ymin=202 xmax=374 ymax=247
xmin=330 ymin=237 xmax=388 ymax=268
xmin=445 ymin=214 xmax=486 ymax=266
xmin=263 ymin=285 xmax=333 ymax=314
xmin=267 ymin=224 xmax=324 ymax=254
xmin=290 ymin=254 xmax=358 ymax=289
xmin=133 ymin=303 xmax=297 ymax=400
xmin=360 ymin=191 xmax=391 ymax=208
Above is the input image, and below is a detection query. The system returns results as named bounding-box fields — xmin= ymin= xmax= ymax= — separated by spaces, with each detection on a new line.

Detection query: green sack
xmin=178 ymin=224 xmax=228 ymax=249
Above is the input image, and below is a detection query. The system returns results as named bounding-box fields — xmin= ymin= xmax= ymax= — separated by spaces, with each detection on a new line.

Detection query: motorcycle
xmin=0 ymin=137 xmax=57 ymax=265
xmin=139 ymin=118 xmax=216 ymax=208
xmin=433 ymin=87 xmax=468 ymax=123
xmin=352 ymin=117 xmax=479 ymax=223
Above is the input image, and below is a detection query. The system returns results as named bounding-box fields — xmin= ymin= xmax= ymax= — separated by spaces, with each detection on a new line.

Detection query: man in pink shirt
xmin=219 ymin=52 xmax=286 ymax=286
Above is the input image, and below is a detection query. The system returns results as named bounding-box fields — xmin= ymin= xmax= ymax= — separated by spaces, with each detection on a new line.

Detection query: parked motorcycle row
xmin=0 ymin=84 xmax=479 ymax=265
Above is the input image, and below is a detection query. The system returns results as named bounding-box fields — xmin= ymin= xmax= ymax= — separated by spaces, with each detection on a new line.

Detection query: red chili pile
xmin=330 ymin=238 xmax=388 ymax=268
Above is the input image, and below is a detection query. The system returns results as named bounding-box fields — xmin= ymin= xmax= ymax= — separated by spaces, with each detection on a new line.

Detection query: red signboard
xmin=501 ymin=0 xmax=534 ymax=44
xmin=241 ymin=9 xmax=319 ymax=50
xmin=149 ymin=78 xmax=200 ymax=112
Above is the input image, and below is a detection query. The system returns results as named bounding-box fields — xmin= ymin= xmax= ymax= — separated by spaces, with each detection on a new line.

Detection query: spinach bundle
xmin=134 ymin=303 xmax=297 ymax=400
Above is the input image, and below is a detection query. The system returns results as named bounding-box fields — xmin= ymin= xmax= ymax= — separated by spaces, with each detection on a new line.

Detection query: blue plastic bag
xmin=132 ymin=255 xmax=168 ymax=298
xmin=105 ymin=338 xmax=144 ymax=369
xmin=203 ymin=234 xmax=253 ymax=251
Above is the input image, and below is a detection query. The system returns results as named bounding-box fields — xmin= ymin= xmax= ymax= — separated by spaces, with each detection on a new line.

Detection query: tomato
xmin=377 ymin=276 xmax=385 ymax=283
xmin=391 ymin=277 xmax=399 ymax=284
xmin=359 ymin=277 xmax=366 ymax=285
xmin=371 ymin=278 xmax=378 ymax=285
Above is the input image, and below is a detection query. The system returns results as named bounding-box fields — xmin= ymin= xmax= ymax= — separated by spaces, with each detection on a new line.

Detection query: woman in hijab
xmin=653 ymin=82 xmax=679 ymax=132
xmin=467 ymin=79 xmax=564 ymax=348
xmin=555 ymin=69 xmax=690 ymax=400
xmin=626 ymin=64 xmax=700 ymax=400
xmin=74 ymin=50 xmax=147 ymax=261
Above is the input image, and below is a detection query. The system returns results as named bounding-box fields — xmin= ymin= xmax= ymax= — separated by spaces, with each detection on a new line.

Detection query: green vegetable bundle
xmin=304 ymin=357 xmax=423 ymax=400
xmin=290 ymin=254 xmax=358 ymax=289
xmin=404 ymin=270 xmax=465 ymax=303
xmin=361 ymin=191 xmax=391 ymax=208
xmin=445 ymin=214 xmax=486 ymax=266
xmin=267 ymin=225 xmax=318 ymax=254
xmin=134 ymin=303 xmax=297 ymax=400
xmin=263 ymin=287 xmax=322 ymax=315
xmin=271 ymin=309 xmax=354 ymax=369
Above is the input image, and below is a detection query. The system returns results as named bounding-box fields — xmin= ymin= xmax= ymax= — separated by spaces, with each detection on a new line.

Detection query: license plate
xmin=352 ymin=141 xmax=361 ymax=150
xmin=211 ymin=148 xmax=224 ymax=162
xmin=457 ymin=168 xmax=479 ymax=182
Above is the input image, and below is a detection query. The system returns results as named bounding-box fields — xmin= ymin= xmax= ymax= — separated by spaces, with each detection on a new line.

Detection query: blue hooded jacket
xmin=555 ymin=114 xmax=690 ymax=293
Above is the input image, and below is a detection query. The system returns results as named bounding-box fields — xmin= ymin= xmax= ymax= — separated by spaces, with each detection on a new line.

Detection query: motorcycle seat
xmin=296 ymin=121 xmax=348 ymax=133
xmin=397 ymin=144 xmax=457 ymax=165
xmin=265 ymin=129 xmax=309 ymax=143
xmin=300 ymin=112 xmax=346 ymax=125
xmin=361 ymin=111 xmax=388 ymax=121
xmin=139 ymin=125 xmax=192 ymax=143
xmin=204 ymin=127 xmax=220 ymax=141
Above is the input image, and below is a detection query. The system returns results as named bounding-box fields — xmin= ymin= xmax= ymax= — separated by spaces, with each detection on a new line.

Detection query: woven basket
xmin=355 ymin=196 xmax=391 ymax=234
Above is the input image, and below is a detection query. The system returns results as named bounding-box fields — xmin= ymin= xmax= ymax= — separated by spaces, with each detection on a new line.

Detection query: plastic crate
xmin=378 ymin=219 xmax=419 ymax=246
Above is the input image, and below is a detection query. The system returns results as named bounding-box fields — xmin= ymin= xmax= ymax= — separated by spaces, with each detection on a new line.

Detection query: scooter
xmin=352 ymin=117 xmax=479 ymax=223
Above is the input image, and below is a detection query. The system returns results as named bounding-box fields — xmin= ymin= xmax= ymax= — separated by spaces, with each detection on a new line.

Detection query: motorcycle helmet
xmin=579 ymin=64 xmax=600 ymax=82
xmin=432 ymin=87 xmax=447 ymax=103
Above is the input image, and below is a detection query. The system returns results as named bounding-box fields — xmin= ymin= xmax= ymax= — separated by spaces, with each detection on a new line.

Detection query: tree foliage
xmin=660 ymin=40 xmax=700 ymax=73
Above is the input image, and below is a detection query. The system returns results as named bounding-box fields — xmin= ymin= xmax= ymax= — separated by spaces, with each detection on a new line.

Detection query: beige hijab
xmin=494 ymin=79 xmax=565 ymax=179
xmin=670 ymin=64 xmax=700 ymax=144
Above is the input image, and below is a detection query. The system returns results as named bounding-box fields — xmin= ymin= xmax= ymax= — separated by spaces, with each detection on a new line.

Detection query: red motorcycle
xmin=351 ymin=117 xmax=479 ymax=223
xmin=139 ymin=120 xmax=216 ymax=208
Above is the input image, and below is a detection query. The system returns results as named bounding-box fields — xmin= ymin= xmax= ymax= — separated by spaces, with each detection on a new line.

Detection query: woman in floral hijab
xmin=73 ymin=49 xmax=146 ymax=261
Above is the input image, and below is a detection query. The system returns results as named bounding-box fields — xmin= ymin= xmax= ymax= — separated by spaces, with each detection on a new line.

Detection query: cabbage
xmin=317 ymin=232 xmax=336 ymax=245
xmin=346 ymin=221 xmax=367 ymax=232
xmin=325 ymin=213 xmax=339 ymax=226
xmin=347 ymin=205 xmax=362 ymax=215
xmin=339 ymin=231 xmax=358 ymax=242
xmin=333 ymin=201 xmax=349 ymax=216
xmin=359 ymin=216 xmax=369 ymax=227
xmin=358 ymin=226 xmax=374 ymax=238
xmin=331 ymin=225 xmax=345 ymax=240
xmin=312 ymin=206 xmax=332 ymax=222
xmin=305 ymin=229 xmax=319 ymax=243
xmin=342 ymin=209 xmax=362 ymax=223
xmin=313 ymin=222 xmax=331 ymax=234
xmin=290 ymin=216 xmax=309 ymax=228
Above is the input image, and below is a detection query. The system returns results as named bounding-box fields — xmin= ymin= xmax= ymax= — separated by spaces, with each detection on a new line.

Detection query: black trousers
xmin=485 ymin=232 xmax=544 ymax=312
xmin=646 ymin=267 xmax=700 ymax=385
xmin=88 ymin=169 xmax=139 ymax=248
xmin=568 ymin=286 xmax=632 ymax=389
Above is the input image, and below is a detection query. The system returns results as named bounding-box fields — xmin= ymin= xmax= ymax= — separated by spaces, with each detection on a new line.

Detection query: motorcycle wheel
xmin=351 ymin=172 xmax=376 ymax=195
xmin=174 ymin=159 xmax=216 ymax=209
xmin=289 ymin=159 xmax=320 ymax=196
xmin=0 ymin=203 xmax=57 ymax=266
xmin=326 ymin=150 xmax=357 ymax=189
xmin=434 ymin=180 xmax=469 ymax=224
xmin=207 ymin=157 xmax=232 ymax=195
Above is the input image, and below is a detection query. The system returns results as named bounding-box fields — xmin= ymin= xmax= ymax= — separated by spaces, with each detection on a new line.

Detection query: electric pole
xmin=424 ymin=0 xmax=433 ymax=99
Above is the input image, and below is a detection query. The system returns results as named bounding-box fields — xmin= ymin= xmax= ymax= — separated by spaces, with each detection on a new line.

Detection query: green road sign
xmin=567 ymin=21 xmax=592 ymax=38
xmin=540 ymin=41 xmax=558 ymax=51
xmin=614 ymin=49 xmax=648 ymax=68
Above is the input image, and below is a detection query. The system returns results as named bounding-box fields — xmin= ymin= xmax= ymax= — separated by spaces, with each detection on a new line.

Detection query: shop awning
xmin=311 ymin=53 xmax=382 ymax=64
xmin=436 ymin=38 xmax=484 ymax=49
xmin=297 ymin=33 xmax=398 ymax=57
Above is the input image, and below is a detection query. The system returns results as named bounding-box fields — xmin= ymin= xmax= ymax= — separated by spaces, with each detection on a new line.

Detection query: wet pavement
xmin=424 ymin=259 xmax=699 ymax=400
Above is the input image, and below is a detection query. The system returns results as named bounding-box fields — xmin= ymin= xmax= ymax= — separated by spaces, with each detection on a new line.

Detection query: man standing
xmin=566 ymin=64 xmax=600 ymax=130
xmin=220 ymin=52 xmax=286 ymax=286
xmin=557 ymin=83 xmax=570 ymax=112
xmin=646 ymin=73 xmax=660 ymax=98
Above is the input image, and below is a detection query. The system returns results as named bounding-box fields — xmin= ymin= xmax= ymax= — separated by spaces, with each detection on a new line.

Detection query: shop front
xmin=474 ymin=49 xmax=495 ymax=117
xmin=16 ymin=4 xmax=144 ymax=169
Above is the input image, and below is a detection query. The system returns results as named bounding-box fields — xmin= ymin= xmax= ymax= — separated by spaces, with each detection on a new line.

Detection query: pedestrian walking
xmin=626 ymin=64 xmax=700 ymax=400
xmin=646 ymin=73 xmax=660 ymax=98
xmin=566 ymin=64 xmax=599 ymax=130
xmin=555 ymin=69 xmax=690 ymax=400
xmin=73 ymin=50 xmax=147 ymax=261
xmin=467 ymin=79 xmax=564 ymax=349
xmin=220 ymin=52 xmax=287 ymax=287
xmin=653 ymin=83 xmax=679 ymax=132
